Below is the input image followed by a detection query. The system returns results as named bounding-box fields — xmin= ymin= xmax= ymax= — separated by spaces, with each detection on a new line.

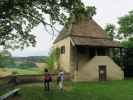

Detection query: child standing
xmin=57 ymin=70 xmax=64 ymax=92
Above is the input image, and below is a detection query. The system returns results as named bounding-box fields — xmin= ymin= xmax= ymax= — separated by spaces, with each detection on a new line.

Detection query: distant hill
xmin=13 ymin=56 xmax=47 ymax=63
xmin=0 ymin=56 xmax=48 ymax=76
xmin=4 ymin=56 xmax=48 ymax=69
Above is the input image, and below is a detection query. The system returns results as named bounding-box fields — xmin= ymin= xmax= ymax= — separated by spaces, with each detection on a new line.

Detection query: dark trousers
xmin=44 ymin=80 xmax=50 ymax=91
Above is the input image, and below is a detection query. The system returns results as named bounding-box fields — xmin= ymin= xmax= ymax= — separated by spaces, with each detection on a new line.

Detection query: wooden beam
xmin=120 ymin=48 xmax=124 ymax=68
xmin=75 ymin=46 xmax=79 ymax=71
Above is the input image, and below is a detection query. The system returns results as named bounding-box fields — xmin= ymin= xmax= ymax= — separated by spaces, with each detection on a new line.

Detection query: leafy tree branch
xmin=0 ymin=0 xmax=96 ymax=49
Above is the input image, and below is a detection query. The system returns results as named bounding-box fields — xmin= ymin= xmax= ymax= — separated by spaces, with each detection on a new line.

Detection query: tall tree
xmin=121 ymin=37 xmax=133 ymax=48
xmin=104 ymin=24 xmax=116 ymax=40
xmin=0 ymin=0 xmax=96 ymax=49
xmin=118 ymin=11 xmax=133 ymax=77
xmin=121 ymin=38 xmax=133 ymax=77
xmin=118 ymin=10 xmax=133 ymax=38
xmin=46 ymin=48 xmax=60 ymax=70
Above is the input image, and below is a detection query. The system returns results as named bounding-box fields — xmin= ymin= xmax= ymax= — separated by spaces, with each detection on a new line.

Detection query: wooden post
xmin=76 ymin=46 xmax=79 ymax=71
xmin=95 ymin=47 xmax=98 ymax=56
xmin=120 ymin=48 xmax=123 ymax=68
xmin=74 ymin=46 xmax=79 ymax=81
xmin=109 ymin=48 xmax=113 ymax=57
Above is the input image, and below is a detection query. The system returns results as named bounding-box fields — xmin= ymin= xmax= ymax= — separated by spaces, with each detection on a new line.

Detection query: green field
xmin=5 ymin=80 xmax=133 ymax=100
xmin=6 ymin=68 xmax=44 ymax=75
xmin=0 ymin=68 xmax=44 ymax=77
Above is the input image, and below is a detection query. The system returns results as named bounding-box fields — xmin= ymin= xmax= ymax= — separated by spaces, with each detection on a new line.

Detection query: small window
xmin=60 ymin=46 xmax=65 ymax=54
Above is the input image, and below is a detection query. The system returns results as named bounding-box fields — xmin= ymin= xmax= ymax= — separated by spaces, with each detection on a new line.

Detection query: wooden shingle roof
xmin=54 ymin=17 xmax=120 ymax=47
xmin=72 ymin=36 xmax=120 ymax=48
xmin=71 ymin=17 xmax=108 ymax=39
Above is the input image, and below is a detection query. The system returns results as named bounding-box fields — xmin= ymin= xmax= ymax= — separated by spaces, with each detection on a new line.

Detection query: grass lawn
xmin=7 ymin=80 xmax=133 ymax=100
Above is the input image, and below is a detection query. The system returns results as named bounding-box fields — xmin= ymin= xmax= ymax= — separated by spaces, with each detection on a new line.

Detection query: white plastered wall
xmin=53 ymin=37 xmax=71 ymax=72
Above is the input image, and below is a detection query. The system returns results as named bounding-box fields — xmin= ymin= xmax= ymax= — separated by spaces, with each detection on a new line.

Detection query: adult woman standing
xmin=44 ymin=68 xmax=52 ymax=91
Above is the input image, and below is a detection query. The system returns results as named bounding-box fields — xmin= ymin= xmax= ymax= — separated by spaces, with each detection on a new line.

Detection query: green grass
xmin=7 ymin=68 xmax=44 ymax=75
xmin=7 ymin=80 xmax=133 ymax=100
xmin=0 ymin=87 xmax=13 ymax=96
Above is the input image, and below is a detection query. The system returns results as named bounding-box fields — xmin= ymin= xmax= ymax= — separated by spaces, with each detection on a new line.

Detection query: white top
xmin=59 ymin=71 xmax=64 ymax=81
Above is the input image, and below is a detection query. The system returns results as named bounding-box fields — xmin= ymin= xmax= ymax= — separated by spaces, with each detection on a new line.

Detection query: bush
xmin=46 ymin=48 xmax=60 ymax=70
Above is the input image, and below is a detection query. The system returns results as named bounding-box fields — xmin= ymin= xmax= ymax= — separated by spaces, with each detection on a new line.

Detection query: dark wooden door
xmin=99 ymin=65 xmax=107 ymax=81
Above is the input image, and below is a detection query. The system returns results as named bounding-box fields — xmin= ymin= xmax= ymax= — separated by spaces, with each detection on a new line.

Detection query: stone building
xmin=53 ymin=17 xmax=124 ymax=81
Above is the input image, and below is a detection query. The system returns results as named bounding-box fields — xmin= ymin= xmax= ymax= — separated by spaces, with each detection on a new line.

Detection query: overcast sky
xmin=11 ymin=0 xmax=133 ymax=57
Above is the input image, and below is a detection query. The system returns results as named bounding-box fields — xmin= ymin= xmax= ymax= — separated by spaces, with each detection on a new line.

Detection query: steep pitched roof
xmin=54 ymin=17 xmax=120 ymax=47
xmin=71 ymin=17 xmax=108 ymax=39
xmin=54 ymin=23 xmax=72 ymax=43
xmin=54 ymin=17 xmax=108 ymax=43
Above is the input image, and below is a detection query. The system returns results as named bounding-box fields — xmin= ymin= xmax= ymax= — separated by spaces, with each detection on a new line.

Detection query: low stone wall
xmin=0 ymin=73 xmax=71 ymax=87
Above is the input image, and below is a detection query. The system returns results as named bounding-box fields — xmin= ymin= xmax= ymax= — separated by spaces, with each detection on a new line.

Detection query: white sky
xmin=11 ymin=0 xmax=133 ymax=57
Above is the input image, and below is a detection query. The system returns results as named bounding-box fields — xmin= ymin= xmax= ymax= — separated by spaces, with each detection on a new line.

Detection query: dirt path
xmin=0 ymin=68 xmax=12 ymax=77
xmin=35 ymin=63 xmax=46 ymax=68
